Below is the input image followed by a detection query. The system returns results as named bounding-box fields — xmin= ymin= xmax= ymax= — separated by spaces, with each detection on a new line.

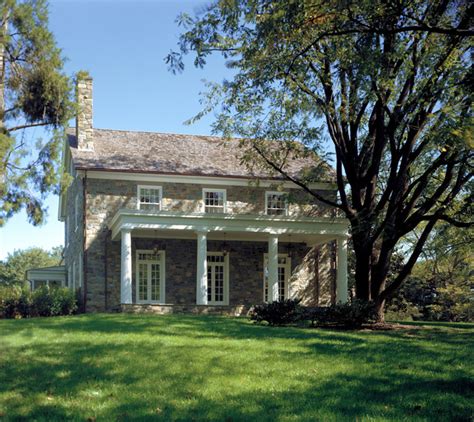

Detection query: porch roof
xmin=109 ymin=209 xmax=349 ymax=245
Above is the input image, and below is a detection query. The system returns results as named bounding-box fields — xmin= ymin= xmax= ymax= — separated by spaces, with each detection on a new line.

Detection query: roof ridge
xmin=68 ymin=126 xmax=236 ymax=141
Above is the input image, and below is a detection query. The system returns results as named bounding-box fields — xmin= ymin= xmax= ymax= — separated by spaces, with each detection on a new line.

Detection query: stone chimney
xmin=75 ymin=74 xmax=94 ymax=151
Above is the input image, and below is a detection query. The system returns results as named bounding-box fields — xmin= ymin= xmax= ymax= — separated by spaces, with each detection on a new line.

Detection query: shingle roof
xmin=67 ymin=128 xmax=335 ymax=181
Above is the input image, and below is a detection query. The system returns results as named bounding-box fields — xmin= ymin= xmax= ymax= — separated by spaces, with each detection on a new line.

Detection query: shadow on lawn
xmin=1 ymin=314 xmax=473 ymax=421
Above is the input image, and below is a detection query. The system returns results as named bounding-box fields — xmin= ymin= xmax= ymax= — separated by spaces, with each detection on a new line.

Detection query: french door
xmin=136 ymin=250 xmax=166 ymax=304
xmin=263 ymin=254 xmax=291 ymax=302
xmin=207 ymin=252 xmax=229 ymax=305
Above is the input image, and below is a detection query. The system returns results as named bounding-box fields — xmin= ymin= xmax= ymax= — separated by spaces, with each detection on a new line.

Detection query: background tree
xmin=0 ymin=246 xmax=62 ymax=286
xmin=0 ymin=0 xmax=74 ymax=226
xmin=168 ymin=0 xmax=473 ymax=319
xmin=388 ymin=219 xmax=473 ymax=321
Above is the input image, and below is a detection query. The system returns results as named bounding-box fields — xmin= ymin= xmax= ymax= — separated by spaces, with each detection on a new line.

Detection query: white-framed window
xmin=67 ymin=265 xmax=72 ymax=289
xmin=202 ymin=189 xmax=227 ymax=213
xmin=78 ymin=252 xmax=83 ymax=288
xmin=74 ymin=196 xmax=79 ymax=231
xmin=65 ymin=216 xmax=69 ymax=248
xmin=263 ymin=254 xmax=291 ymax=302
xmin=207 ymin=252 xmax=229 ymax=305
xmin=72 ymin=260 xmax=76 ymax=290
xmin=136 ymin=250 xmax=166 ymax=304
xmin=265 ymin=191 xmax=288 ymax=216
xmin=137 ymin=185 xmax=162 ymax=210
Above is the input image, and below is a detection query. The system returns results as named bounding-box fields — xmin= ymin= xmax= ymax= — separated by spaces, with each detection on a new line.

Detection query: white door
xmin=136 ymin=250 xmax=166 ymax=304
xmin=263 ymin=254 xmax=291 ymax=302
xmin=207 ymin=252 xmax=229 ymax=305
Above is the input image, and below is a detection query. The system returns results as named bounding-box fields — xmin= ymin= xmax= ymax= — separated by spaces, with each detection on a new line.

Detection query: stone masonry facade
xmin=65 ymin=176 xmax=337 ymax=312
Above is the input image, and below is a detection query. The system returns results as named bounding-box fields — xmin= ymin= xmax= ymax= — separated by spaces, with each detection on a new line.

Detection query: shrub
xmin=32 ymin=286 xmax=78 ymax=317
xmin=0 ymin=285 xmax=31 ymax=319
xmin=304 ymin=299 xmax=377 ymax=329
xmin=0 ymin=285 xmax=78 ymax=318
xmin=249 ymin=299 xmax=303 ymax=326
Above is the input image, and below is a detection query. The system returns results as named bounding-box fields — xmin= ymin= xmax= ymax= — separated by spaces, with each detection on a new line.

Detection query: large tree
xmin=168 ymin=0 xmax=473 ymax=318
xmin=0 ymin=0 xmax=73 ymax=226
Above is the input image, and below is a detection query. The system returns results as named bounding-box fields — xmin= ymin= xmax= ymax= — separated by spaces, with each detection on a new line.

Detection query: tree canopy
xmin=0 ymin=0 xmax=74 ymax=226
xmin=168 ymin=0 xmax=473 ymax=318
xmin=0 ymin=246 xmax=62 ymax=286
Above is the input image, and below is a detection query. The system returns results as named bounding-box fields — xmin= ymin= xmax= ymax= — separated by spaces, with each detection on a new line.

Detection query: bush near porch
xmin=0 ymin=314 xmax=472 ymax=421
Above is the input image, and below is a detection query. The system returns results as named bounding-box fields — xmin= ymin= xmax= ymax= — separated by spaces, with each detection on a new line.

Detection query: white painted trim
xmin=78 ymin=170 xmax=337 ymax=190
xmin=72 ymin=260 xmax=76 ymax=290
xmin=206 ymin=252 xmax=229 ymax=306
xmin=137 ymin=185 xmax=163 ymax=211
xmin=265 ymin=191 xmax=288 ymax=216
xmin=135 ymin=249 xmax=166 ymax=304
xmin=109 ymin=209 xmax=349 ymax=241
xmin=202 ymin=188 xmax=227 ymax=213
xmin=74 ymin=196 xmax=79 ymax=231
xmin=263 ymin=253 xmax=291 ymax=302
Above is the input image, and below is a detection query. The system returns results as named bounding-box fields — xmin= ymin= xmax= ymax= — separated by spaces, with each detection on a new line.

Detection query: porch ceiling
xmin=109 ymin=209 xmax=349 ymax=245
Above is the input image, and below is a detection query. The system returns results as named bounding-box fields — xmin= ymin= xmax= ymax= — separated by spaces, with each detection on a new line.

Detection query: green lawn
xmin=0 ymin=315 xmax=472 ymax=421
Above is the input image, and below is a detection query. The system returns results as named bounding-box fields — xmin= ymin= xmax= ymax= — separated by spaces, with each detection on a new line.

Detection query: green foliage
xmin=0 ymin=246 xmax=62 ymax=286
xmin=0 ymin=284 xmax=31 ymax=318
xmin=387 ymin=222 xmax=473 ymax=322
xmin=31 ymin=285 xmax=77 ymax=317
xmin=168 ymin=0 xmax=473 ymax=309
xmin=0 ymin=284 xmax=77 ymax=318
xmin=305 ymin=299 xmax=378 ymax=329
xmin=0 ymin=0 xmax=74 ymax=226
xmin=249 ymin=299 xmax=302 ymax=325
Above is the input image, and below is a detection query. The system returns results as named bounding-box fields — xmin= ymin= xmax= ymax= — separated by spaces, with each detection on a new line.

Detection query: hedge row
xmin=249 ymin=299 xmax=377 ymax=328
xmin=0 ymin=285 xmax=78 ymax=318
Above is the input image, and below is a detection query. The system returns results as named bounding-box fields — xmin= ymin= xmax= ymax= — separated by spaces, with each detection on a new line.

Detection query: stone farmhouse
xmin=28 ymin=76 xmax=349 ymax=314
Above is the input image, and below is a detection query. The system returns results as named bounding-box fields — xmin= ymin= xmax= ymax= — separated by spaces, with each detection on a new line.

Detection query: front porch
xmin=108 ymin=210 xmax=350 ymax=312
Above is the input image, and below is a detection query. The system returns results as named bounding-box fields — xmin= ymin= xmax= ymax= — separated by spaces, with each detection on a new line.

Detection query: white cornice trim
xmin=109 ymin=209 xmax=349 ymax=241
xmin=77 ymin=170 xmax=337 ymax=190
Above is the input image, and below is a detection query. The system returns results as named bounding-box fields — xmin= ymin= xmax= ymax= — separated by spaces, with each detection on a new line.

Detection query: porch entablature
xmin=109 ymin=209 xmax=349 ymax=241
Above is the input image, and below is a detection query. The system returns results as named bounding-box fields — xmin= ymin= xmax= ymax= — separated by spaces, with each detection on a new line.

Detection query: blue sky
xmin=0 ymin=0 xmax=230 ymax=259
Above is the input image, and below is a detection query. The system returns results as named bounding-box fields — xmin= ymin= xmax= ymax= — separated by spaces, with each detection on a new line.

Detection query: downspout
xmin=104 ymin=228 xmax=108 ymax=310
xmin=82 ymin=170 xmax=88 ymax=312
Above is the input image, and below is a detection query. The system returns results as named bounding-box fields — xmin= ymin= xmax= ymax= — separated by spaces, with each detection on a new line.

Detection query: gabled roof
xmin=67 ymin=128 xmax=335 ymax=181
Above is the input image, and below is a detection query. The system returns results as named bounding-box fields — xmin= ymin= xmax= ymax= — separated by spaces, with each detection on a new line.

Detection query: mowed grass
xmin=0 ymin=315 xmax=472 ymax=421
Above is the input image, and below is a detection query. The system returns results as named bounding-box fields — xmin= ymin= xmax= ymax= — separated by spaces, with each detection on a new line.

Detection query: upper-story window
xmin=138 ymin=185 xmax=162 ymax=210
xmin=74 ymin=196 xmax=79 ymax=231
xmin=265 ymin=191 xmax=288 ymax=216
xmin=203 ymin=189 xmax=227 ymax=213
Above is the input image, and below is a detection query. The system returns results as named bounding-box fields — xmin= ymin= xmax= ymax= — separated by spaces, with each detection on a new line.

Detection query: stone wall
xmin=100 ymin=238 xmax=336 ymax=311
xmin=63 ymin=172 xmax=84 ymax=293
xmin=76 ymin=177 xmax=337 ymax=312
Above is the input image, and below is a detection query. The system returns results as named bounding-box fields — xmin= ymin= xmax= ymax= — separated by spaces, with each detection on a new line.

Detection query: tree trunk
xmin=374 ymin=297 xmax=386 ymax=323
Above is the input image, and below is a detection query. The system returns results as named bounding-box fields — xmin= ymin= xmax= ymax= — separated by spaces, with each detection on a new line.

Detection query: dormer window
xmin=138 ymin=185 xmax=162 ymax=210
xmin=203 ymin=189 xmax=226 ymax=213
xmin=265 ymin=191 xmax=287 ymax=216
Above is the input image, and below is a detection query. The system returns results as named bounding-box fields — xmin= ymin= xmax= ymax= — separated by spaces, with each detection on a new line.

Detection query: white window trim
xmin=263 ymin=253 xmax=291 ymax=302
xmin=135 ymin=249 xmax=166 ymax=304
xmin=265 ymin=191 xmax=288 ymax=216
xmin=79 ymin=252 xmax=83 ymax=288
xmin=207 ymin=251 xmax=229 ymax=305
xmin=74 ymin=196 xmax=79 ymax=232
xmin=72 ymin=260 xmax=76 ymax=290
xmin=65 ymin=216 xmax=69 ymax=248
xmin=137 ymin=185 xmax=163 ymax=210
xmin=202 ymin=188 xmax=227 ymax=213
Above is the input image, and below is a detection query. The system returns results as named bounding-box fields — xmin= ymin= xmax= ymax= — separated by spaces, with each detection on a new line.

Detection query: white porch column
xmin=336 ymin=236 xmax=349 ymax=303
xmin=196 ymin=230 xmax=208 ymax=305
xmin=120 ymin=228 xmax=132 ymax=304
xmin=268 ymin=234 xmax=279 ymax=302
